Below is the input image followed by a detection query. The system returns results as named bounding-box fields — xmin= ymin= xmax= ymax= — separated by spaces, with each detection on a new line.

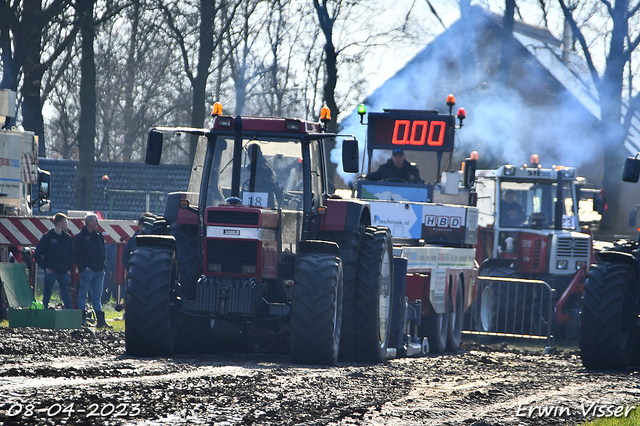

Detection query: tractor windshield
xmin=206 ymin=136 xmax=303 ymax=210
xmin=499 ymin=180 xmax=577 ymax=229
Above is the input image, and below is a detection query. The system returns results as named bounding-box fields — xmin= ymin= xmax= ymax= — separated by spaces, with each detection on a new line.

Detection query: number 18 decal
xmin=392 ymin=119 xmax=446 ymax=146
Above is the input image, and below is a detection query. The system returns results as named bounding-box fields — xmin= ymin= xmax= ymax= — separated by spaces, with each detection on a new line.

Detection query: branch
xmin=40 ymin=18 xmax=81 ymax=71
xmin=599 ymin=0 xmax=613 ymax=16
xmin=558 ymin=0 xmax=600 ymax=87
xmin=423 ymin=0 xmax=445 ymax=30
xmin=628 ymin=0 xmax=640 ymax=18
xmin=627 ymin=33 xmax=640 ymax=58
xmin=156 ymin=0 xmax=194 ymax=84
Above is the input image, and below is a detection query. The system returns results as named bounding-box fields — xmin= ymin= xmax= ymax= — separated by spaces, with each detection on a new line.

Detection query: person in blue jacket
xmin=34 ymin=212 xmax=73 ymax=309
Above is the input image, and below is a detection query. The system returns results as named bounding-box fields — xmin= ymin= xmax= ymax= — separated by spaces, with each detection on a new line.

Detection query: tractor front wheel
xmin=290 ymin=253 xmax=343 ymax=365
xmin=125 ymin=246 xmax=177 ymax=357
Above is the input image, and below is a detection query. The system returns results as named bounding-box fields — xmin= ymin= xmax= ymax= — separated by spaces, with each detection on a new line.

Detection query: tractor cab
xmin=356 ymin=98 xmax=469 ymax=205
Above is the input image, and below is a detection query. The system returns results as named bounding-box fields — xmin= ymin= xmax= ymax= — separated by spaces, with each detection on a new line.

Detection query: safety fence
xmin=463 ymin=276 xmax=554 ymax=350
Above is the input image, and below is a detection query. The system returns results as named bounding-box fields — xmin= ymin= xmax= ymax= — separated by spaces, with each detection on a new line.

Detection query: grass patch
xmin=582 ymin=405 xmax=639 ymax=425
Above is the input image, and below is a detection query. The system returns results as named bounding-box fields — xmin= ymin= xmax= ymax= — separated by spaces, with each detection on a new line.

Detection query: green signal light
xmin=357 ymin=103 xmax=366 ymax=115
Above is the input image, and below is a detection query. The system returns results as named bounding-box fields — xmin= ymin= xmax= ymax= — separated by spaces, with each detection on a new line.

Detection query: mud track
xmin=0 ymin=327 xmax=638 ymax=426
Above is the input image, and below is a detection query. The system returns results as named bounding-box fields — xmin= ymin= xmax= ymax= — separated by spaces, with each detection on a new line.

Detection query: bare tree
xmin=559 ymin=0 xmax=640 ymax=231
xmin=0 ymin=0 xmax=80 ymax=156
xmin=158 ymin=0 xmax=237 ymax=166
xmin=76 ymin=0 xmax=98 ymax=209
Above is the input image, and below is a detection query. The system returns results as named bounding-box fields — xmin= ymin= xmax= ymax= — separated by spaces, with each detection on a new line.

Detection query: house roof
xmin=36 ymin=159 xmax=191 ymax=220
xmin=335 ymin=7 xmax=617 ymax=182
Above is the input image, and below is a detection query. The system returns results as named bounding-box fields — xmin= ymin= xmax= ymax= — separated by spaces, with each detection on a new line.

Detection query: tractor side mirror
xmin=145 ymin=129 xmax=163 ymax=165
xmin=37 ymin=169 xmax=51 ymax=200
xmin=622 ymin=157 xmax=640 ymax=182
xmin=463 ymin=158 xmax=477 ymax=189
xmin=342 ymin=138 xmax=359 ymax=174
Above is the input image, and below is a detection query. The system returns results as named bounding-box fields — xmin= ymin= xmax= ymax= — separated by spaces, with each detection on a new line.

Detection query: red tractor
xmin=125 ymin=106 xmax=402 ymax=364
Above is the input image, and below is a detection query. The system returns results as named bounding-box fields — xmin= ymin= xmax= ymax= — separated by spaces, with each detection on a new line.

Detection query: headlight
xmin=504 ymin=166 xmax=516 ymax=176
xmin=242 ymin=265 xmax=257 ymax=274
xmin=217 ymin=117 xmax=232 ymax=127
xmin=208 ymin=263 xmax=222 ymax=272
xmin=557 ymin=260 xmax=568 ymax=270
xmin=563 ymin=169 xmax=575 ymax=178
xmin=576 ymin=261 xmax=586 ymax=270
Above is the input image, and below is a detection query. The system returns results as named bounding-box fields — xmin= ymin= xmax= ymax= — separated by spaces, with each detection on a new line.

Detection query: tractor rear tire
xmin=335 ymin=230 xmax=361 ymax=361
xmin=291 ymin=253 xmax=343 ymax=365
xmin=125 ymin=246 xmax=177 ymax=357
xmin=580 ymin=262 xmax=638 ymax=370
xmin=354 ymin=227 xmax=394 ymax=363
xmin=446 ymin=279 xmax=464 ymax=352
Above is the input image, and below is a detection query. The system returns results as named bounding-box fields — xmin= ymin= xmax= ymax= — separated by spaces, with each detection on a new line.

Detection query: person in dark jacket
xmin=72 ymin=212 xmax=109 ymax=328
xmin=34 ymin=212 xmax=73 ymax=309
xmin=366 ymin=149 xmax=423 ymax=183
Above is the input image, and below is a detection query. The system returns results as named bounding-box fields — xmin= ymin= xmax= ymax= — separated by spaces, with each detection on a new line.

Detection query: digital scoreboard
xmin=367 ymin=110 xmax=456 ymax=152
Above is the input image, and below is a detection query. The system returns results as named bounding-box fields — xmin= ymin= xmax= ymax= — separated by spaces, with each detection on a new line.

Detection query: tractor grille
xmin=532 ymin=238 xmax=543 ymax=270
xmin=205 ymin=239 xmax=258 ymax=274
xmin=194 ymin=277 xmax=256 ymax=314
xmin=207 ymin=210 xmax=259 ymax=226
xmin=557 ymin=237 xmax=590 ymax=258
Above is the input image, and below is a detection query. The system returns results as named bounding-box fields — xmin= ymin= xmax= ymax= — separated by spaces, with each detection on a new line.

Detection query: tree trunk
xmin=18 ymin=0 xmax=47 ymax=156
xmin=188 ymin=0 xmax=216 ymax=167
xmin=0 ymin=3 xmax=17 ymax=92
xmin=122 ymin=0 xmax=140 ymax=163
xmin=498 ymin=0 xmax=515 ymax=84
xmin=313 ymin=0 xmax=338 ymax=183
xmin=76 ymin=0 xmax=97 ymax=210
xmin=597 ymin=0 xmax=628 ymax=233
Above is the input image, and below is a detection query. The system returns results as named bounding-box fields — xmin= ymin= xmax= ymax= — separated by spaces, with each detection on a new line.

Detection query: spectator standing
xmin=73 ymin=212 xmax=110 ymax=328
xmin=34 ymin=213 xmax=73 ymax=309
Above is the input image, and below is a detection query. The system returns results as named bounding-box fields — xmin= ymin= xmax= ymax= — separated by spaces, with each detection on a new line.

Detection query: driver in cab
xmin=365 ymin=149 xmax=423 ymax=183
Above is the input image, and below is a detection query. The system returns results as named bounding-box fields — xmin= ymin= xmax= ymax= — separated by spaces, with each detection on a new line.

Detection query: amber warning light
xmin=212 ymin=102 xmax=223 ymax=116
xmin=320 ymin=106 xmax=331 ymax=122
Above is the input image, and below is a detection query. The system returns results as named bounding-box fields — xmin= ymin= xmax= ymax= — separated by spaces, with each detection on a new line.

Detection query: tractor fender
xmin=479 ymin=257 xmax=516 ymax=274
xmin=299 ymin=240 xmax=340 ymax=256
xmin=596 ymin=250 xmax=640 ymax=286
xmin=321 ymin=198 xmax=371 ymax=232
xmin=135 ymin=234 xmax=177 ymax=251
xmin=164 ymin=192 xmax=199 ymax=225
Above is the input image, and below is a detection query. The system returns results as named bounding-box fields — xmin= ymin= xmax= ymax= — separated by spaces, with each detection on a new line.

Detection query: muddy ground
xmin=0 ymin=328 xmax=638 ymax=426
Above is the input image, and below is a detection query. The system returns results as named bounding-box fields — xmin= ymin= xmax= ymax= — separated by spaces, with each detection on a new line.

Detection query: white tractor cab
xmin=473 ymin=155 xmax=594 ymax=337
